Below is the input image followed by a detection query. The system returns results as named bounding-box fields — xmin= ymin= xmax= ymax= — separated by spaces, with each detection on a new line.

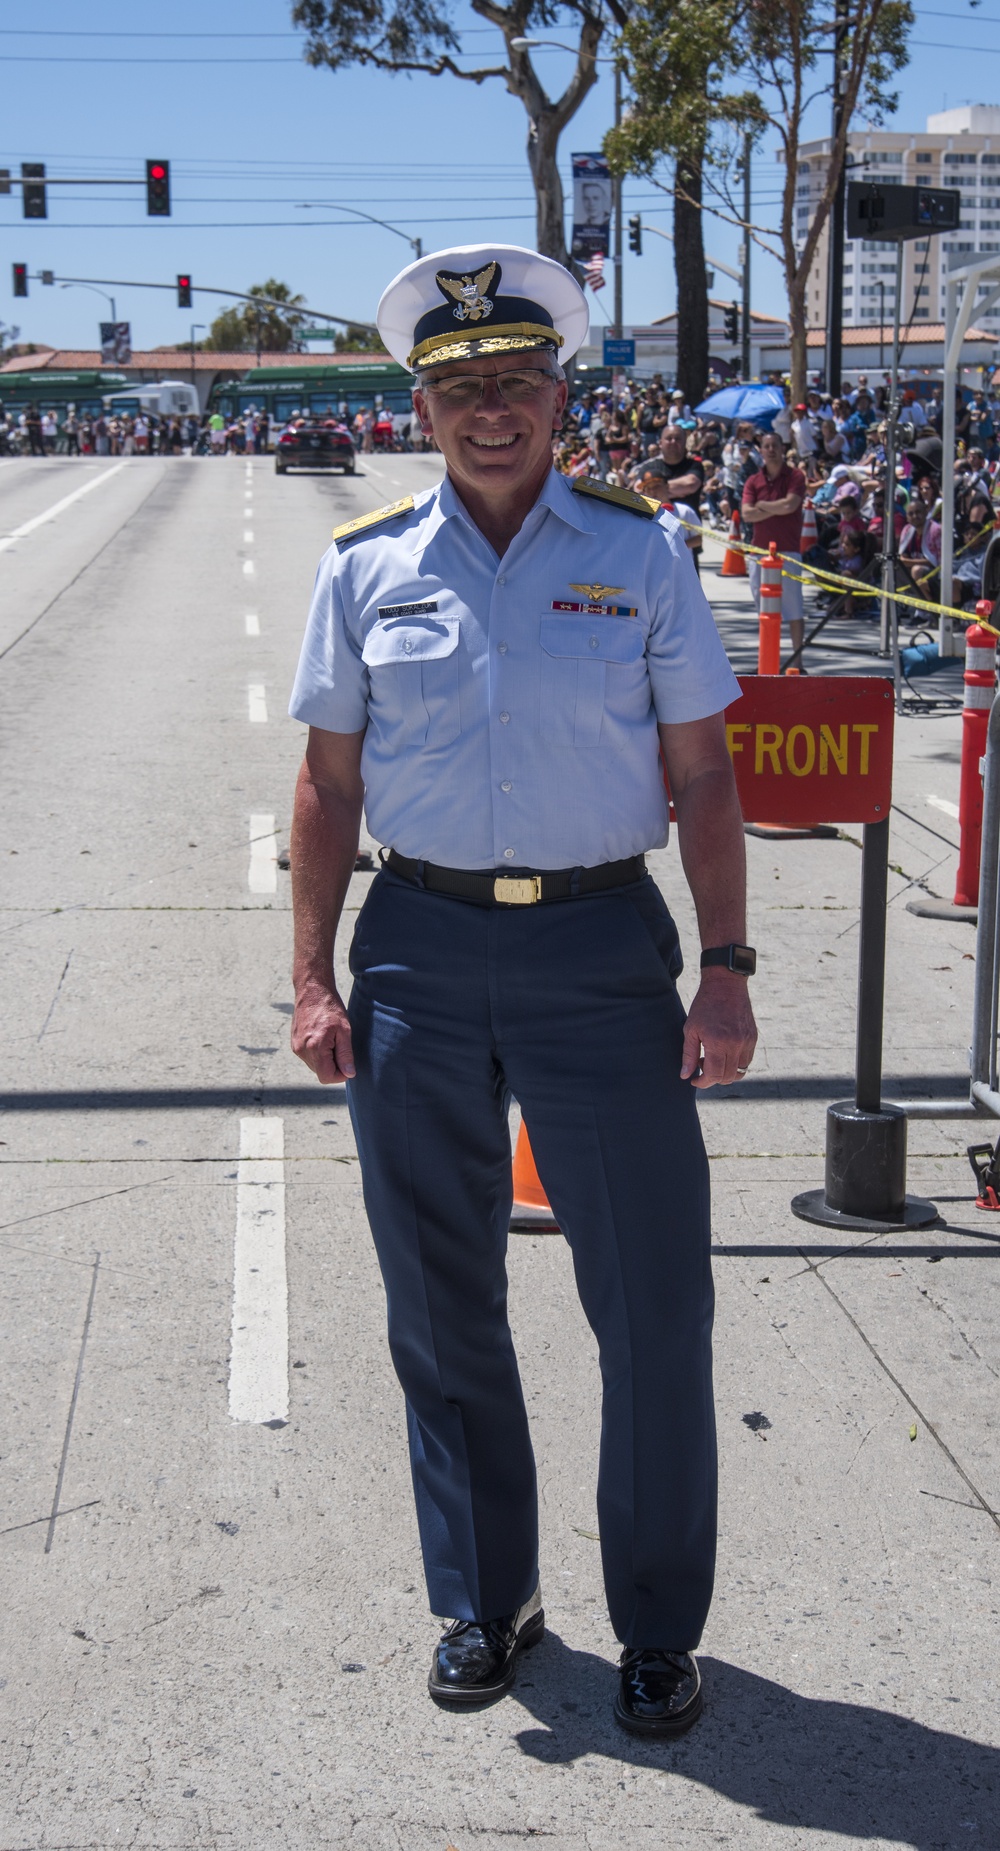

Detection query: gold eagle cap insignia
xmin=569 ymin=582 xmax=626 ymax=601
xmin=435 ymin=261 xmax=499 ymax=324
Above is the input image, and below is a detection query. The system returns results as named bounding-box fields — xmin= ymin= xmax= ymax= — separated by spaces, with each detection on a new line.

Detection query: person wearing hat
xmin=288 ymin=243 xmax=755 ymax=1737
xmin=667 ymin=387 xmax=692 ymax=425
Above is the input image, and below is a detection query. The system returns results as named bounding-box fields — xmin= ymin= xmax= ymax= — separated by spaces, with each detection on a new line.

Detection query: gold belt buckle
xmin=493 ymin=875 xmax=542 ymax=905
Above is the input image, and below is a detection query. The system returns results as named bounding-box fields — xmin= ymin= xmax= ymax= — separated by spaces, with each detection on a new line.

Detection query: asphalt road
xmin=1 ymin=452 xmax=998 ymax=1850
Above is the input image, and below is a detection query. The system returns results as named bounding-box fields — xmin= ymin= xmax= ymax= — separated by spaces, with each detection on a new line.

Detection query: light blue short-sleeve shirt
xmin=289 ymin=468 xmax=739 ymax=871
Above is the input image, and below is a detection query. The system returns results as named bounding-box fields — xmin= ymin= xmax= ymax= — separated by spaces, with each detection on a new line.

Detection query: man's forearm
xmin=290 ymin=762 xmax=364 ymax=994
xmin=672 ymin=765 xmax=747 ymax=948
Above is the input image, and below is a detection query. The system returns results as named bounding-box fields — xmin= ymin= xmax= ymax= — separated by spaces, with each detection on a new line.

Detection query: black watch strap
xmin=700 ymin=943 xmax=756 ymax=976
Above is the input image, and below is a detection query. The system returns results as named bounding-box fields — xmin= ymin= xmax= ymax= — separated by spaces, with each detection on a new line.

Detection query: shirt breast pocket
xmin=539 ymin=614 xmax=645 ymax=749
xmin=361 ymin=614 xmax=461 ymax=748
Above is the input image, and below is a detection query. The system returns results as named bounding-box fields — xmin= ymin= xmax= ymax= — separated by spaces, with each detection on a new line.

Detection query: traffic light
xmin=177 ymin=274 xmax=192 ymax=309
xmin=146 ymin=159 xmax=171 ymax=217
xmin=628 ymin=214 xmax=643 ymax=256
xmin=723 ymin=301 xmax=739 ymax=343
xmin=21 ymin=163 xmax=46 ymax=220
xmin=12 ymin=263 xmax=28 ymax=298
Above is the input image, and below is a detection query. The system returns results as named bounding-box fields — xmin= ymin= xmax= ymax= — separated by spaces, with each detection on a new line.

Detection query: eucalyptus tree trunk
xmin=674 ymin=147 xmax=708 ymax=406
xmin=526 ymin=108 xmax=572 ymax=269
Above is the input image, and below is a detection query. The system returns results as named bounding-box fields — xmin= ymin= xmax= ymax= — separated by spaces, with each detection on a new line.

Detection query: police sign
xmin=725 ymin=677 xmax=893 ymax=825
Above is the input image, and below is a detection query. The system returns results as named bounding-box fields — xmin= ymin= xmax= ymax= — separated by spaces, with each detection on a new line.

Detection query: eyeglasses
xmin=422 ymin=367 xmax=558 ymax=406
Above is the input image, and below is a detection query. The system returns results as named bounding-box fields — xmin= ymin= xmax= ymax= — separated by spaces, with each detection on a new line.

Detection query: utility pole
xmin=824 ymin=0 xmax=849 ymax=397
xmin=741 ymin=133 xmax=752 ymax=380
xmin=613 ymin=60 xmax=623 ymax=338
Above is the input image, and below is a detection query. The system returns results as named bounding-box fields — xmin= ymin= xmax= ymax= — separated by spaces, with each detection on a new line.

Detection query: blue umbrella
xmin=694 ymin=383 xmax=786 ymax=428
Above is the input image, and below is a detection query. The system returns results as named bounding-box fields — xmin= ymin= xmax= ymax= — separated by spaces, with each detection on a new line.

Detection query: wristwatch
xmin=700 ymin=943 xmax=757 ymax=976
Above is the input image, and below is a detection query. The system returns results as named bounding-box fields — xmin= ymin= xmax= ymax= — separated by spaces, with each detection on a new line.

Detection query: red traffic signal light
xmin=12 ymin=262 xmax=28 ymax=298
xmin=146 ymin=158 xmax=171 ymax=217
xmin=177 ymin=274 xmax=192 ymax=309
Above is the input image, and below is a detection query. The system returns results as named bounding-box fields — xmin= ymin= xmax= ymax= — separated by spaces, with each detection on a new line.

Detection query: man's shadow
xmin=511 ymin=1635 xmax=997 ymax=1844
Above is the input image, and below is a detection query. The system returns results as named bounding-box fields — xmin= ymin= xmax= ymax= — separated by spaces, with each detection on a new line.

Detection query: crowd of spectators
xmin=553 ymin=370 xmax=1000 ymax=618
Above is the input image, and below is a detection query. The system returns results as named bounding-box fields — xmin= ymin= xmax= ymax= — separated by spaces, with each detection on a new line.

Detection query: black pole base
xmin=790 ymin=1187 xmax=939 ymax=1233
xmin=790 ymin=1099 xmax=938 ymax=1232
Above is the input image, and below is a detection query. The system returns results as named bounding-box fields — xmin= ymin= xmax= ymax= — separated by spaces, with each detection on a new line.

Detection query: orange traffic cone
xmin=509 ymin=1122 xmax=561 ymax=1233
xmin=720 ymin=510 xmax=748 ymax=577
xmin=800 ymin=497 xmax=818 ymax=550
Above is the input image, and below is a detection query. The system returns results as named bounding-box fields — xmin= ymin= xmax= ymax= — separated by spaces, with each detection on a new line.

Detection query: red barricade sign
xmin=725 ymin=676 xmax=894 ymax=825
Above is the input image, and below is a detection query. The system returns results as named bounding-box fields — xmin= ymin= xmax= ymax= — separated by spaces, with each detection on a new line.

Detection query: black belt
xmin=383 ymin=849 xmax=646 ymax=907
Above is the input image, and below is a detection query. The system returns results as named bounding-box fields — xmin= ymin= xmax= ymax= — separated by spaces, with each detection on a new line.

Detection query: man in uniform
xmin=289 ymin=245 xmax=756 ymax=1737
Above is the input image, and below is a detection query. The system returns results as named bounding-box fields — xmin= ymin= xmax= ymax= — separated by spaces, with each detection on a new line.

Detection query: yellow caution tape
xmin=664 ymin=507 xmax=1000 ymax=639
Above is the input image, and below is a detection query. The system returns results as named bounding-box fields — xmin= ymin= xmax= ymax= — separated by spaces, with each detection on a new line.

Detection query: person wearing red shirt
xmin=741 ymin=430 xmax=807 ymax=660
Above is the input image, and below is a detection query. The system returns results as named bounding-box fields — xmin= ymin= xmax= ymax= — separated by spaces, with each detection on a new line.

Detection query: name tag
xmin=551 ymin=600 xmax=637 ymax=618
xmin=378 ymin=599 xmax=439 ymax=619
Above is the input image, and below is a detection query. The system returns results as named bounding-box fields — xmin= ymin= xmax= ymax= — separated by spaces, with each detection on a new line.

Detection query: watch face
xmin=732 ymin=944 xmax=757 ymax=975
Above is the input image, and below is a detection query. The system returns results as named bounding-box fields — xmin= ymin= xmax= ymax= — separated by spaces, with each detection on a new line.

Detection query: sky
xmin=0 ymin=0 xmax=997 ymax=355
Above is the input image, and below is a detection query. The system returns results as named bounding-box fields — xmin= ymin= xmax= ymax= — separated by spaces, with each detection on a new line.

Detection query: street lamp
xmin=189 ymin=323 xmax=206 ymax=398
xmin=61 ymin=279 xmax=117 ymax=323
xmin=296 ymin=202 xmax=422 ymax=261
xmin=509 ymin=36 xmax=623 ymax=335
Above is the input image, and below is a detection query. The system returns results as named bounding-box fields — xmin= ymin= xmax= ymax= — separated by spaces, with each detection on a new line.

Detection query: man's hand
xmin=291 ymin=978 xmax=356 ymax=1085
xmin=680 ymin=971 xmax=758 ymax=1089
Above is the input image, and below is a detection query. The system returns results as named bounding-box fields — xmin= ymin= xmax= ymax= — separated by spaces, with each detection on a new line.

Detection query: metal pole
xmin=613 ymin=62 xmax=623 ymax=339
xmin=877 ymin=280 xmax=884 ymax=369
xmin=741 ymin=134 xmax=752 ymax=382
xmin=824 ymin=0 xmax=848 ymax=397
xmin=856 ymin=816 xmax=890 ymax=1114
xmin=879 ymin=241 xmax=904 ymax=691
xmin=941 ymin=271 xmax=959 ymax=653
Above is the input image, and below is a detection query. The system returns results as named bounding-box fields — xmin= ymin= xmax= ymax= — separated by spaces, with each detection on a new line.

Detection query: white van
xmin=102 ymin=380 xmax=200 ymax=419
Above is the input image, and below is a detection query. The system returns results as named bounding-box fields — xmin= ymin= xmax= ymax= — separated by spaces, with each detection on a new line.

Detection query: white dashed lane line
xmin=0 ymin=462 xmax=129 ymax=553
xmin=244 ymin=529 xmax=254 ymax=543
xmin=928 ymin=795 xmax=960 ymax=820
xmin=248 ymin=683 xmax=268 ymax=723
xmin=248 ymin=812 xmax=277 ymax=893
xmin=245 ymin=613 xmax=260 ymax=636
xmin=229 ymin=1116 xmax=288 ymax=1425
xmin=243 ymin=559 xmax=255 ymax=576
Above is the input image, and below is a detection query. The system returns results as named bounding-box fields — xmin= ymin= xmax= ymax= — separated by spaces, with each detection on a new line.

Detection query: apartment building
xmin=795 ymin=104 xmax=1000 ymax=344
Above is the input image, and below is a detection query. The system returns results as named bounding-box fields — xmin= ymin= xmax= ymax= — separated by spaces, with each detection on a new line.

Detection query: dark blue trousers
xmin=346 ymin=869 xmax=716 ymax=1650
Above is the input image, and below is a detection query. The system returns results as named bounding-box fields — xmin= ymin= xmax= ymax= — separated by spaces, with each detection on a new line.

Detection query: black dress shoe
xmin=427 ymin=1586 xmax=544 ymax=1707
xmin=614 ymin=1648 xmax=703 ymax=1737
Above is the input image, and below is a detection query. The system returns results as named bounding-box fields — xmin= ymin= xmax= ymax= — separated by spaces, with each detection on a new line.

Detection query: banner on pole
xmin=100 ymin=322 xmax=132 ymax=365
xmin=571 ymin=154 xmax=612 ymax=262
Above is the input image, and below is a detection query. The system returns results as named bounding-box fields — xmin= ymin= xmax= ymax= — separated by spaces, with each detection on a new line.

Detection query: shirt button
xmin=499 ymin=710 xmax=510 ymax=724
xmin=589 ymin=636 xmax=599 ymax=649
xmin=503 ymin=847 xmax=515 ymax=859
xmin=498 ymin=574 xmax=506 ymax=586
xmin=403 ymin=638 xmax=413 ymax=653
xmin=498 ymin=641 xmax=508 ymax=654
xmin=501 ymin=780 xmax=512 ymax=792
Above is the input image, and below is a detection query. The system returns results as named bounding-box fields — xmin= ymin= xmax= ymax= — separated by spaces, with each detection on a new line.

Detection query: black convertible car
xmin=275 ymin=418 xmax=356 ymax=475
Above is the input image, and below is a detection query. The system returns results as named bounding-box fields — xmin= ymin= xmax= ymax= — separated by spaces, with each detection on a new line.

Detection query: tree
xmin=0 ymin=321 xmax=21 ymax=361
xmin=608 ymin=0 xmax=913 ymax=401
xmin=334 ymin=324 xmax=388 ymax=352
xmin=291 ymin=1 xmax=629 ymax=269
xmin=205 ymin=280 xmax=308 ymax=352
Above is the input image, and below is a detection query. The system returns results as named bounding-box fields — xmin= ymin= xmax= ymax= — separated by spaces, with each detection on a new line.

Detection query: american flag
xmin=583 ymin=252 xmax=606 ymax=292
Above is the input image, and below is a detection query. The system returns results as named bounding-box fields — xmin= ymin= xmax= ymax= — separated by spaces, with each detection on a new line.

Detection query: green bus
xmin=0 ymin=369 xmax=129 ymax=418
xmin=208 ymin=360 xmax=414 ymax=428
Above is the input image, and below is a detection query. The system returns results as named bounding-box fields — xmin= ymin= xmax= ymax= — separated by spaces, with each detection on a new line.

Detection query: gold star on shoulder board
xmin=569 ymin=582 xmax=626 ymax=601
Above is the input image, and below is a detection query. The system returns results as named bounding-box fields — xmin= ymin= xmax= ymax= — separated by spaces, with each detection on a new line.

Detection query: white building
xmin=796 ymin=105 xmax=1000 ymax=351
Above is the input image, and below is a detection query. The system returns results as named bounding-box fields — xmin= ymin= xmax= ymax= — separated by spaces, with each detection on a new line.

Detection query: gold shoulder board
xmin=571 ymin=478 xmax=658 ymax=519
xmin=332 ymin=496 xmax=415 ymax=545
